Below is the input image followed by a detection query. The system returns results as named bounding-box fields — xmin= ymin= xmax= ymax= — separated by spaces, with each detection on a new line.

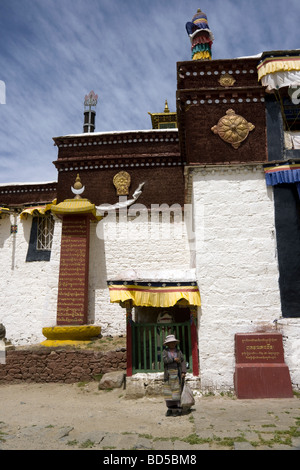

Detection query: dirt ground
xmin=1 ymin=380 xmax=300 ymax=451
xmin=0 ymin=381 xmax=194 ymax=450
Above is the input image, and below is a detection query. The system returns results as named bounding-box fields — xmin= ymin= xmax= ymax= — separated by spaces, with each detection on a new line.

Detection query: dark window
xmin=282 ymin=94 xmax=300 ymax=131
xmin=274 ymin=184 xmax=300 ymax=317
xmin=26 ymin=215 xmax=54 ymax=262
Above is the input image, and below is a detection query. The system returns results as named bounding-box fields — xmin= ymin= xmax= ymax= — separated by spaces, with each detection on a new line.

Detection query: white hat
xmin=164 ymin=334 xmax=179 ymax=345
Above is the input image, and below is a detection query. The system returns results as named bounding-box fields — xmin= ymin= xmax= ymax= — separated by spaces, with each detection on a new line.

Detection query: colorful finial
xmin=186 ymin=9 xmax=214 ymax=60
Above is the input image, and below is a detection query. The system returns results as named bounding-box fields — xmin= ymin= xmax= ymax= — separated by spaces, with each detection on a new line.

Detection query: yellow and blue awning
xmin=264 ymin=162 xmax=300 ymax=197
xmin=107 ymin=280 xmax=201 ymax=308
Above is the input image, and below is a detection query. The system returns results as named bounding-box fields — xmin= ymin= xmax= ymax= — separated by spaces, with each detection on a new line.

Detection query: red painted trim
xmin=191 ymin=321 xmax=199 ymax=376
xmin=126 ymin=320 xmax=132 ymax=376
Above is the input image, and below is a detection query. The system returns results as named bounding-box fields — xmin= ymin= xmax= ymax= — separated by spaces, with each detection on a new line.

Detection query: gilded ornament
xmin=71 ymin=174 xmax=85 ymax=198
xmin=113 ymin=171 xmax=131 ymax=196
xmin=211 ymin=109 xmax=255 ymax=149
xmin=218 ymin=73 xmax=236 ymax=87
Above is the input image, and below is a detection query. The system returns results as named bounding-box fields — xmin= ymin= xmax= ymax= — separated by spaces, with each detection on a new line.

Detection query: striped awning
xmin=20 ymin=200 xmax=57 ymax=220
xmin=0 ymin=207 xmax=10 ymax=215
xmin=264 ymin=162 xmax=300 ymax=184
xmin=107 ymin=280 xmax=201 ymax=308
xmin=264 ymin=162 xmax=300 ymax=197
xmin=257 ymin=54 xmax=300 ymax=81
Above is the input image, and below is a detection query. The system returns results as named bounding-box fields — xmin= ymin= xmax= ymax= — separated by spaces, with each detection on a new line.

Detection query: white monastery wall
xmin=41 ymin=217 xmax=61 ymax=330
xmin=192 ymin=164 xmax=300 ymax=391
xmin=1 ymin=166 xmax=299 ymax=392
xmin=0 ymin=214 xmax=61 ymax=346
xmin=89 ymin=214 xmax=192 ymax=336
xmin=0 ymin=209 xmax=192 ymax=345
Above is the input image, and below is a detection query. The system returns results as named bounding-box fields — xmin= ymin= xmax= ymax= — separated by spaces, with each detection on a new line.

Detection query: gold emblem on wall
xmin=113 ymin=171 xmax=131 ymax=196
xmin=219 ymin=73 xmax=236 ymax=87
xmin=211 ymin=109 xmax=255 ymax=149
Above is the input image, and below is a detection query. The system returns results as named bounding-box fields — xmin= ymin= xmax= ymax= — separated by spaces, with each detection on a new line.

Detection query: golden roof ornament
xmin=113 ymin=171 xmax=131 ymax=196
xmin=211 ymin=109 xmax=255 ymax=149
xmin=148 ymin=99 xmax=177 ymax=129
xmin=71 ymin=174 xmax=85 ymax=198
xmin=219 ymin=73 xmax=236 ymax=87
xmin=164 ymin=99 xmax=170 ymax=113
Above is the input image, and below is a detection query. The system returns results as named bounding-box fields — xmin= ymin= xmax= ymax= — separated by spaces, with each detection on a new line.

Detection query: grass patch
xmin=86 ymin=335 xmax=126 ymax=352
xmin=77 ymin=381 xmax=89 ymax=388
xmin=181 ymin=433 xmax=211 ymax=445
xmin=138 ymin=433 xmax=153 ymax=440
xmin=251 ymin=426 xmax=300 ymax=448
xmin=295 ymin=417 xmax=300 ymax=426
xmin=67 ymin=439 xmax=78 ymax=446
xmin=80 ymin=439 xmax=95 ymax=449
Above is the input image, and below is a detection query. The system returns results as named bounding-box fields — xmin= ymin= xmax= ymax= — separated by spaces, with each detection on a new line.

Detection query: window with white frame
xmin=36 ymin=214 xmax=54 ymax=251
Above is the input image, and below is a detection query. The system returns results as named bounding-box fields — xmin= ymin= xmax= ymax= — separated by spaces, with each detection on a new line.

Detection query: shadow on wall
xmin=0 ymin=216 xmax=11 ymax=248
xmin=88 ymin=223 xmax=108 ymax=324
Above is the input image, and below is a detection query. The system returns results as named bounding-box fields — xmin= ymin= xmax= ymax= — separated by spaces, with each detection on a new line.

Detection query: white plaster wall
xmin=41 ymin=217 xmax=61 ymax=329
xmin=192 ymin=165 xmax=300 ymax=392
xmin=0 ymin=208 xmax=192 ymax=345
xmin=89 ymin=213 xmax=192 ymax=336
xmin=0 ymin=214 xmax=60 ymax=346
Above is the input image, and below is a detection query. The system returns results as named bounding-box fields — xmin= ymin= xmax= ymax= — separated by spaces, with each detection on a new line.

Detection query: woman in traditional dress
xmin=163 ymin=334 xmax=186 ymax=416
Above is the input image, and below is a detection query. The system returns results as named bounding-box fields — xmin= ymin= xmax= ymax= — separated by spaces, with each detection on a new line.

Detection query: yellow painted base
xmin=41 ymin=325 xmax=101 ymax=347
xmin=40 ymin=339 xmax=92 ymax=347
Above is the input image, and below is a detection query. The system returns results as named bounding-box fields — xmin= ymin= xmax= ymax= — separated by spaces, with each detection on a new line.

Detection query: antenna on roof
xmin=83 ymin=90 xmax=98 ymax=133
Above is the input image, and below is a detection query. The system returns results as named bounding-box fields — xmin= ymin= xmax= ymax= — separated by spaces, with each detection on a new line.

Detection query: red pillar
xmin=56 ymin=215 xmax=90 ymax=325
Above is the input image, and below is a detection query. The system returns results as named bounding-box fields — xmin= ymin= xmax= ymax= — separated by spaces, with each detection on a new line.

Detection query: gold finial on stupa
xmin=71 ymin=174 xmax=85 ymax=198
xmin=164 ymin=100 xmax=170 ymax=113
xmin=74 ymin=174 xmax=82 ymax=190
xmin=148 ymin=99 xmax=177 ymax=129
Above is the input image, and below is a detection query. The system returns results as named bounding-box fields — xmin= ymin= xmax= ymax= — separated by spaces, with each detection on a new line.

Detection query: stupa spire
xmin=186 ymin=8 xmax=214 ymax=60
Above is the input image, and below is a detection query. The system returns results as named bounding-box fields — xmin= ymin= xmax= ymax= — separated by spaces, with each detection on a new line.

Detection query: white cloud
xmin=0 ymin=0 xmax=299 ymax=183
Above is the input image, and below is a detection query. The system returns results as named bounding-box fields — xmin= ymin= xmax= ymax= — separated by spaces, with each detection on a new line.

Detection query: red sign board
xmin=57 ymin=216 xmax=90 ymax=325
xmin=234 ymin=333 xmax=293 ymax=399
xmin=235 ymin=333 xmax=285 ymax=364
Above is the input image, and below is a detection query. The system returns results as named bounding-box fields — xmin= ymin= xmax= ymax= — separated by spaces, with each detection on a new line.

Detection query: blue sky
xmin=0 ymin=0 xmax=299 ymax=184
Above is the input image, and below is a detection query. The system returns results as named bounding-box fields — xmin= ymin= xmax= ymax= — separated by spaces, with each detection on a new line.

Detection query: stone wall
xmin=0 ymin=347 xmax=126 ymax=384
